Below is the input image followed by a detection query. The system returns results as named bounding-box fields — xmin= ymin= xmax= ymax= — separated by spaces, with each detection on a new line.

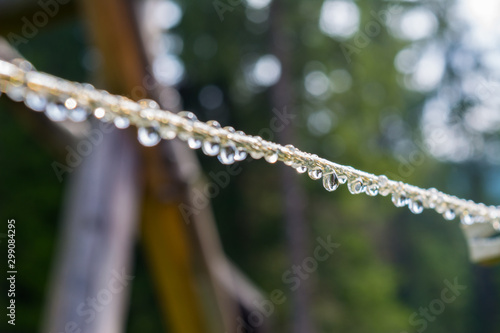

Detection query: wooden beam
xmin=78 ymin=0 xmax=237 ymax=332
xmin=42 ymin=125 xmax=141 ymax=333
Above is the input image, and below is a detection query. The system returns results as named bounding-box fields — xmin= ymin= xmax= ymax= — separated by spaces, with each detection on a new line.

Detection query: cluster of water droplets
xmin=133 ymin=105 xmax=251 ymax=166
xmin=6 ymin=81 xmax=92 ymax=124
xmin=4 ymin=58 xmax=500 ymax=230
xmin=1 ymin=63 xmax=141 ymax=131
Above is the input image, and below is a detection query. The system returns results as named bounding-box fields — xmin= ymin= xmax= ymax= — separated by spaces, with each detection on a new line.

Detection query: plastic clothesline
xmin=0 ymin=58 xmax=499 ymax=232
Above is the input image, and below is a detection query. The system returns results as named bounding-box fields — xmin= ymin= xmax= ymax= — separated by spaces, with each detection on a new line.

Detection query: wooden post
xmin=42 ymin=125 xmax=141 ymax=333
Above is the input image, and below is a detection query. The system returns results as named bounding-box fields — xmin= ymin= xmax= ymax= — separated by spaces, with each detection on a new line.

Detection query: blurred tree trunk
xmin=269 ymin=1 xmax=315 ymax=332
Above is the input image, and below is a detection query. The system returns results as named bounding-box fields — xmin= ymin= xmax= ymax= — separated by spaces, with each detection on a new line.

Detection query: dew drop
xmin=323 ymin=172 xmax=339 ymax=192
xmin=308 ymin=168 xmax=323 ymax=180
xmin=94 ymin=107 xmax=106 ymax=119
xmin=159 ymin=125 xmax=177 ymax=140
xmin=264 ymin=152 xmax=279 ymax=163
xmin=17 ymin=60 xmax=34 ymax=71
xmin=366 ymin=184 xmax=379 ymax=196
xmin=179 ymin=111 xmax=198 ymax=121
xmin=296 ymin=165 xmax=307 ymax=173
xmin=45 ymin=103 xmax=67 ymax=122
xmin=113 ymin=116 xmax=130 ymax=129
xmin=377 ymin=175 xmax=391 ymax=196
xmin=337 ymin=173 xmax=347 ymax=184
xmin=427 ymin=188 xmax=439 ymax=208
xmin=460 ymin=212 xmax=473 ymax=225
xmin=68 ymin=107 xmax=88 ymax=122
xmin=202 ymin=140 xmax=220 ymax=156
xmin=392 ymin=192 xmax=407 ymax=207
xmin=218 ymin=145 xmax=236 ymax=165
xmin=187 ymin=137 xmax=202 ymax=149
xmin=177 ymin=131 xmax=190 ymax=141
xmin=207 ymin=120 xmax=221 ymax=128
xmin=234 ymin=148 xmax=247 ymax=162
xmin=64 ymin=98 xmax=77 ymax=110
xmin=348 ymin=178 xmax=365 ymax=194
xmin=435 ymin=201 xmax=447 ymax=214
xmin=139 ymin=99 xmax=160 ymax=109
xmin=25 ymin=92 xmax=47 ymax=111
xmin=138 ymin=127 xmax=161 ymax=147
xmin=6 ymin=85 xmax=25 ymax=102
xmin=250 ymin=151 xmax=264 ymax=159
xmin=443 ymin=209 xmax=456 ymax=221
xmin=409 ymin=198 xmax=424 ymax=214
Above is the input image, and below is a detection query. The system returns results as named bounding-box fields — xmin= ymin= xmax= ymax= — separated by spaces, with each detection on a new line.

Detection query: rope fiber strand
xmin=1 ymin=58 xmax=499 ymax=231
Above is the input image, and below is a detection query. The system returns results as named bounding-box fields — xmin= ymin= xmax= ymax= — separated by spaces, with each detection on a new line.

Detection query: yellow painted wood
xmin=141 ymin=194 xmax=207 ymax=332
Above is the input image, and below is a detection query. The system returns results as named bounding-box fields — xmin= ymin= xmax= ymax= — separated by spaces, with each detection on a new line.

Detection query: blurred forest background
xmin=1 ymin=0 xmax=500 ymax=332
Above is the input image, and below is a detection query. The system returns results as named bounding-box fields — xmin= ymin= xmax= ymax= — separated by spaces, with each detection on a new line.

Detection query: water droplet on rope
xmin=308 ymin=168 xmax=322 ymax=180
xmin=377 ymin=175 xmax=391 ymax=196
xmin=409 ymin=198 xmax=424 ymax=214
xmin=323 ymin=172 xmax=339 ymax=192
xmin=250 ymin=151 xmax=264 ymax=159
xmin=139 ymin=99 xmax=160 ymax=109
xmin=348 ymin=178 xmax=365 ymax=194
xmin=6 ymin=85 xmax=24 ymax=102
xmin=68 ymin=107 xmax=88 ymax=122
xmin=179 ymin=111 xmax=198 ymax=121
xmin=337 ymin=173 xmax=347 ymax=184
xmin=218 ymin=145 xmax=236 ymax=164
xmin=296 ymin=165 xmax=307 ymax=173
xmin=202 ymin=140 xmax=220 ymax=156
xmin=264 ymin=151 xmax=278 ymax=163
xmin=435 ymin=201 xmax=447 ymax=214
xmin=138 ymin=127 xmax=161 ymax=147
xmin=392 ymin=192 xmax=407 ymax=207
xmin=460 ymin=212 xmax=473 ymax=225
xmin=159 ymin=125 xmax=177 ymax=140
xmin=113 ymin=117 xmax=130 ymax=129
xmin=443 ymin=209 xmax=456 ymax=221
xmin=94 ymin=107 xmax=106 ymax=119
xmin=234 ymin=148 xmax=247 ymax=162
xmin=64 ymin=98 xmax=77 ymax=110
xmin=25 ymin=92 xmax=46 ymax=111
xmin=45 ymin=103 xmax=67 ymax=122
xmin=427 ymin=188 xmax=439 ymax=208
xmin=366 ymin=183 xmax=379 ymax=196
xmin=188 ymin=137 xmax=202 ymax=149
xmin=207 ymin=120 xmax=221 ymax=128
